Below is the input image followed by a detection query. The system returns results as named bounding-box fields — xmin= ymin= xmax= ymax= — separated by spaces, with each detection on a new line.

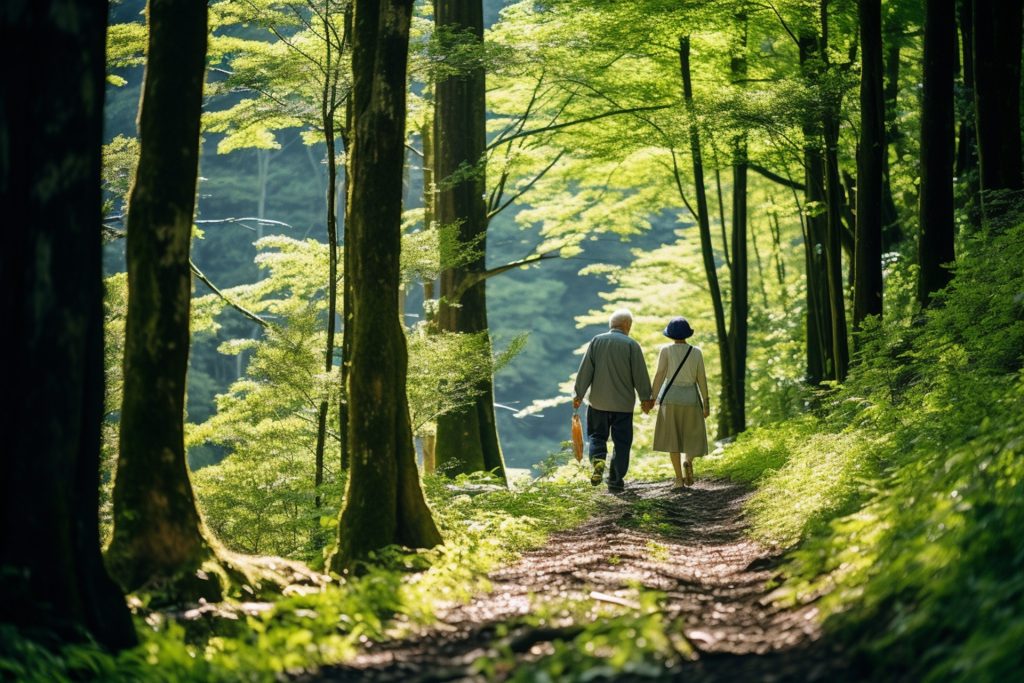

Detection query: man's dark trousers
xmin=586 ymin=406 xmax=633 ymax=490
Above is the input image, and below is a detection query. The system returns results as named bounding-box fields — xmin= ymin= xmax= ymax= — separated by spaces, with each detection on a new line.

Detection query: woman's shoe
xmin=671 ymin=480 xmax=686 ymax=491
xmin=684 ymin=461 xmax=694 ymax=486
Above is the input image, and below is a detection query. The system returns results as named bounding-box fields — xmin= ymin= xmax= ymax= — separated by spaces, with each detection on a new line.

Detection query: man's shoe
xmin=590 ymin=459 xmax=605 ymax=486
xmin=607 ymin=483 xmax=625 ymax=494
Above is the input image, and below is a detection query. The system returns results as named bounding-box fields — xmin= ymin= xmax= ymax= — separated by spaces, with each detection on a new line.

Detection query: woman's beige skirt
xmin=652 ymin=403 xmax=708 ymax=456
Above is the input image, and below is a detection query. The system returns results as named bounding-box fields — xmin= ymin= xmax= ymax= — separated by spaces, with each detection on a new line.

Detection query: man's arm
xmin=573 ymin=341 xmax=595 ymax=408
xmin=631 ymin=341 xmax=653 ymax=411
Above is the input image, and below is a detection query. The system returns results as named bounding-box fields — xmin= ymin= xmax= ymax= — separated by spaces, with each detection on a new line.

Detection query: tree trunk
xmin=726 ymin=8 xmax=749 ymax=434
xmin=854 ymin=0 xmax=885 ymax=332
xmin=972 ymin=0 xmax=1024 ymax=220
xmin=955 ymin=0 xmax=982 ymax=232
xmin=820 ymin=1 xmax=850 ymax=381
xmin=0 ymin=0 xmax=136 ymax=652
xmin=679 ymin=36 xmax=737 ymax=439
xmin=918 ymin=0 xmax=957 ymax=306
xmin=881 ymin=31 xmax=903 ymax=250
xmin=331 ymin=0 xmax=442 ymax=570
xmin=433 ymin=0 xmax=507 ymax=482
xmin=107 ymin=0 xmax=225 ymax=600
xmin=799 ymin=33 xmax=835 ymax=384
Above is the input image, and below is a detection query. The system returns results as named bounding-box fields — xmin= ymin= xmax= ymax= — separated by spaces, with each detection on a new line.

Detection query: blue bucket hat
xmin=663 ymin=317 xmax=694 ymax=340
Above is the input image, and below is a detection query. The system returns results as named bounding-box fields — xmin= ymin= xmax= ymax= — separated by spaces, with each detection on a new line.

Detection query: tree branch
xmin=190 ymin=259 xmax=270 ymax=329
xmin=750 ymin=162 xmax=804 ymax=190
xmin=451 ymin=251 xmax=559 ymax=300
xmin=485 ymin=104 xmax=673 ymax=151
xmin=488 ymin=150 xmax=566 ymax=219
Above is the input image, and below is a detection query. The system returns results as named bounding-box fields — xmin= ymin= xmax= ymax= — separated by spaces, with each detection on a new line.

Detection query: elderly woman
xmin=650 ymin=317 xmax=710 ymax=489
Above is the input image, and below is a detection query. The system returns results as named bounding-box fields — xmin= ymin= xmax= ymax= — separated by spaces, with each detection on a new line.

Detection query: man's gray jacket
xmin=574 ymin=329 xmax=653 ymax=413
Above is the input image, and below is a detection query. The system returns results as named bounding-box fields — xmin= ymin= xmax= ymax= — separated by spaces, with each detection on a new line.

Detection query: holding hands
xmin=641 ymin=399 xmax=656 ymax=414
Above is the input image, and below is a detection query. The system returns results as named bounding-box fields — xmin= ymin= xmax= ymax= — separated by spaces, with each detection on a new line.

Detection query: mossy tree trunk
xmin=918 ymin=0 xmax=957 ymax=306
xmin=854 ymin=0 xmax=885 ymax=331
xmin=106 ymin=0 xmax=224 ymax=600
xmin=432 ymin=0 xmax=508 ymax=483
xmin=0 ymin=0 xmax=136 ymax=652
xmin=331 ymin=0 xmax=442 ymax=571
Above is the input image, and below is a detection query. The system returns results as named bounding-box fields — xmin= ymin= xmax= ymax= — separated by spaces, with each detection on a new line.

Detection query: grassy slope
xmin=700 ymin=223 xmax=1024 ymax=681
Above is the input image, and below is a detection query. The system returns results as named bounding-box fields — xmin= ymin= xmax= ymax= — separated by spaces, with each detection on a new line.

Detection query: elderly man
xmin=573 ymin=309 xmax=654 ymax=492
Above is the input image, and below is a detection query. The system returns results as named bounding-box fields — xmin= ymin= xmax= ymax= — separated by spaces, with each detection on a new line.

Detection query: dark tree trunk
xmin=854 ymin=0 xmax=885 ymax=331
xmin=881 ymin=31 xmax=903 ymax=250
xmin=331 ymin=0 xmax=442 ymax=570
xmin=679 ymin=36 xmax=738 ymax=439
xmin=918 ymin=0 xmax=957 ymax=306
xmin=955 ymin=0 xmax=981 ymax=233
xmin=799 ymin=34 xmax=834 ymax=385
xmin=433 ymin=0 xmax=507 ymax=482
xmin=0 ymin=0 xmax=136 ymax=652
xmin=726 ymin=9 xmax=749 ymax=434
xmin=820 ymin=0 xmax=850 ymax=381
xmin=972 ymin=0 xmax=1023 ymax=220
xmin=106 ymin=0 xmax=223 ymax=599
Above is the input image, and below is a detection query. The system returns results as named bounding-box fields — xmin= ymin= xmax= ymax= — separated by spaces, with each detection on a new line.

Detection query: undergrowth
xmin=702 ymin=222 xmax=1024 ymax=681
xmin=0 ymin=458 xmax=601 ymax=682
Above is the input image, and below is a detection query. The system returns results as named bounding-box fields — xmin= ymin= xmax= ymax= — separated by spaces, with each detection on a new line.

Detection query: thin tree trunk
xmin=107 ymin=0 xmax=227 ymax=600
xmin=0 ymin=0 xmax=136 ymax=651
xmin=854 ymin=0 xmax=885 ymax=332
xmin=679 ymin=35 xmax=736 ymax=439
xmin=331 ymin=0 xmax=441 ymax=570
xmin=972 ymin=0 xmax=1024 ymax=221
xmin=918 ymin=0 xmax=957 ymax=306
xmin=315 ymin=4 xmax=341 ymax=510
xmin=433 ymin=0 xmax=507 ymax=482
xmin=339 ymin=2 xmax=354 ymax=475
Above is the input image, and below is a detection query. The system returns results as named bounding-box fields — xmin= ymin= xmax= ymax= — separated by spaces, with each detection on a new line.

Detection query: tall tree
xmin=918 ymin=0 xmax=956 ymax=306
xmin=432 ymin=0 xmax=508 ymax=482
xmin=331 ymin=0 xmax=442 ymax=570
xmin=726 ymin=6 xmax=750 ymax=434
xmin=820 ymin=0 xmax=850 ymax=381
xmin=106 ymin=0 xmax=226 ymax=598
xmin=854 ymin=0 xmax=885 ymax=329
xmin=972 ymin=0 xmax=1023 ymax=220
xmin=0 ymin=0 xmax=136 ymax=651
xmin=799 ymin=33 xmax=835 ymax=385
xmin=677 ymin=35 xmax=741 ymax=439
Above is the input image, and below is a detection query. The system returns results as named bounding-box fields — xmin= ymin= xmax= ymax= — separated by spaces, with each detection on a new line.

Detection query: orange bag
xmin=571 ymin=410 xmax=584 ymax=462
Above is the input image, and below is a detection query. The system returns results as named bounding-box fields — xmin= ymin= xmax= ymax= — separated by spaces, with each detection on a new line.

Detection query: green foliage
xmin=474 ymin=590 xmax=694 ymax=682
xmin=701 ymin=221 xmax=1024 ymax=681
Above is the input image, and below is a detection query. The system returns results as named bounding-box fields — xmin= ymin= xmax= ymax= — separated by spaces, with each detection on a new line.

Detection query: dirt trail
xmin=309 ymin=479 xmax=851 ymax=682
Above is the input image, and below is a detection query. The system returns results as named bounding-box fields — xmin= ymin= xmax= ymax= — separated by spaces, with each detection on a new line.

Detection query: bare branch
xmin=488 ymin=149 xmax=566 ymax=219
xmin=485 ymin=104 xmax=674 ymax=151
xmin=750 ymin=162 xmax=804 ymax=190
xmin=191 ymin=259 xmax=270 ymax=328
xmin=451 ymin=251 xmax=560 ymax=300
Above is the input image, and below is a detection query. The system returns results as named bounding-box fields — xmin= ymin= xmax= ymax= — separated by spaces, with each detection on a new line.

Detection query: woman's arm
xmin=696 ymin=349 xmax=710 ymax=416
xmin=651 ymin=346 xmax=668 ymax=401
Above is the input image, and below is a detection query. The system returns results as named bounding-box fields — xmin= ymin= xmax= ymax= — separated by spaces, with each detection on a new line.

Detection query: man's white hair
xmin=609 ymin=308 xmax=633 ymax=329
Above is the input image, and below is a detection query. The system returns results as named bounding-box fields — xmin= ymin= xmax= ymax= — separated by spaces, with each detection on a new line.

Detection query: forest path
xmin=308 ymin=479 xmax=850 ymax=682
